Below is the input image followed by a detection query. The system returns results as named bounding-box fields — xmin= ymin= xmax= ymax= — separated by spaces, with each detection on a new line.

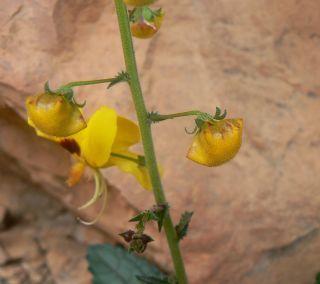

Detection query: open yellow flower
xmin=61 ymin=106 xmax=152 ymax=190
xmin=26 ymin=92 xmax=86 ymax=137
xmin=187 ymin=119 xmax=243 ymax=166
xmin=28 ymin=106 xmax=152 ymax=224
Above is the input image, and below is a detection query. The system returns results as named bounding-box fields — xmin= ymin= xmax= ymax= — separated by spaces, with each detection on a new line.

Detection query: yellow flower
xmin=124 ymin=0 xmax=158 ymax=7
xmin=26 ymin=93 xmax=86 ymax=137
xmin=28 ymin=106 xmax=152 ymax=224
xmin=63 ymin=106 xmax=152 ymax=189
xmin=187 ymin=119 xmax=243 ymax=166
xmin=131 ymin=10 xmax=164 ymax=39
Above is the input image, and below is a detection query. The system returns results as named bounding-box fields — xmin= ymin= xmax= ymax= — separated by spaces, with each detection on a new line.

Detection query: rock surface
xmin=1 ymin=0 xmax=320 ymax=283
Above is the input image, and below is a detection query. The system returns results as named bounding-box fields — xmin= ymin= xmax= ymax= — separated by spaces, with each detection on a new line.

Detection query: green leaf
xmin=315 ymin=272 xmax=320 ymax=284
xmin=87 ymin=244 xmax=166 ymax=284
xmin=175 ymin=211 xmax=193 ymax=241
xmin=129 ymin=211 xmax=159 ymax=223
xmin=136 ymin=275 xmax=171 ymax=284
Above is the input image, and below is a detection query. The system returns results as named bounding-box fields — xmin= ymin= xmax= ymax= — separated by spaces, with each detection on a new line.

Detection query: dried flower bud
xmin=119 ymin=230 xmax=135 ymax=243
xmin=129 ymin=233 xmax=154 ymax=254
xmin=187 ymin=119 xmax=243 ymax=166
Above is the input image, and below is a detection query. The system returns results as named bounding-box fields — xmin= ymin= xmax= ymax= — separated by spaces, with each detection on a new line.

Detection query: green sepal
xmin=129 ymin=7 xmax=162 ymax=23
xmin=195 ymin=118 xmax=204 ymax=129
xmin=175 ymin=211 xmax=193 ymax=242
xmin=44 ymin=81 xmax=86 ymax=108
xmin=142 ymin=7 xmax=154 ymax=21
xmin=44 ymin=81 xmax=56 ymax=95
xmin=213 ymin=106 xmax=227 ymax=120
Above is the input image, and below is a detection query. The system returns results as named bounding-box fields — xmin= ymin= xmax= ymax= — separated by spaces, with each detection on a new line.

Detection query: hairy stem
xmin=114 ymin=1 xmax=188 ymax=283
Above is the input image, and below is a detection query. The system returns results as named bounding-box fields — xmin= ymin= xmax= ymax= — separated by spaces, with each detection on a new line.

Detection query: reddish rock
xmin=1 ymin=0 xmax=320 ymax=283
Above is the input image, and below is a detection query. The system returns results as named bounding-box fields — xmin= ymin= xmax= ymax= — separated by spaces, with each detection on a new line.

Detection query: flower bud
xmin=124 ymin=0 xmax=157 ymax=7
xmin=187 ymin=119 xmax=243 ymax=166
xmin=26 ymin=93 xmax=86 ymax=137
xmin=131 ymin=10 xmax=164 ymax=39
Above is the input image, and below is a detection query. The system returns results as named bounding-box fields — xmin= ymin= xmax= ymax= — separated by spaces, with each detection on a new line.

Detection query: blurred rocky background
xmin=1 ymin=0 xmax=320 ymax=283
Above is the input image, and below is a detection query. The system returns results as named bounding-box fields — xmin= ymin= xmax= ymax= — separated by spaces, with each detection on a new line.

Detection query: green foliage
xmin=136 ymin=275 xmax=174 ymax=284
xmin=87 ymin=244 xmax=167 ymax=284
xmin=175 ymin=211 xmax=193 ymax=241
xmin=130 ymin=203 xmax=168 ymax=233
xmin=315 ymin=272 xmax=320 ymax=284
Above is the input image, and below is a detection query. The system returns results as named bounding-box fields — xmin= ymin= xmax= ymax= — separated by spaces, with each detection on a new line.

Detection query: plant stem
xmin=64 ymin=78 xmax=114 ymax=88
xmin=149 ymin=110 xmax=201 ymax=122
xmin=110 ymin=152 xmax=141 ymax=164
xmin=114 ymin=1 xmax=189 ymax=283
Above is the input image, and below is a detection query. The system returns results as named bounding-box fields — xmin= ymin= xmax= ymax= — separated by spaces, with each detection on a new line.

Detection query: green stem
xmin=110 ymin=152 xmax=141 ymax=164
xmin=149 ymin=110 xmax=201 ymax=122
xmin=114 ymin=1 xmax=188 ymax=283
xmin=64 ymin=78 xmax=115 ymax=88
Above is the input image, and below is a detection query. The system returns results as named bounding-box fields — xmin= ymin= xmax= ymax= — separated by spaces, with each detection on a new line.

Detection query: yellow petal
xmin=108 ymin=151 xmax=152 ymax=191
xmin=67 ymin=162 xmax=86 ymax=186
xmin=28 ymin=117 xmax=60 ymax=142
xmin=112 ymin=115 xmax=140 ymax=151
xmin=80 ymin=107 xmax=117 ymax=168
xmin=26 ymin=93 xmax=86 ymax=137
xmin=187 ymin=119 xmax=243 ymax=167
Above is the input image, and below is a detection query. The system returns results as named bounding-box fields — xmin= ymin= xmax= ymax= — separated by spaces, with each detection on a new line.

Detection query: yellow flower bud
xmin=187 ymin=119 xmax=243 ymax=166
xmin=26 ymin=93 xmax=86 ymax=137
xmin=131 ymin=11 xmax=164 ymax=39
xmin=124 ymin=0 xmax=157 ymax=7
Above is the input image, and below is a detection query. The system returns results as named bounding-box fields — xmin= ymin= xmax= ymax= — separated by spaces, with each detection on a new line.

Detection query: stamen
xmin=77 ymin=169 xmax=107 ymax=225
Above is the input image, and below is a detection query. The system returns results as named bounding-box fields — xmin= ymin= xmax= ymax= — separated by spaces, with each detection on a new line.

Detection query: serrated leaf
xmin=87 ymin=244 xmax=166 ymax=284
xmin=130 ymin=211 xmax=159 ymax=223
xmin=175 ymin=211 xmax=193 ymax=241
xmin=136 ymin=275 xmax=171 ymax=284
